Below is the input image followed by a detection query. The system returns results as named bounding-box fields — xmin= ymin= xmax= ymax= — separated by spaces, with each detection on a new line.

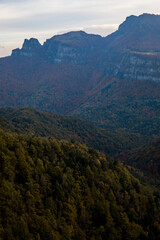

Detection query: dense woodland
xmin=126 ymin=138 xmax=160 ymax=183
xmin=0 ymin=129 xmax=160 ymax=239
xmin=0 ymin=107 xmax=145 ymax=155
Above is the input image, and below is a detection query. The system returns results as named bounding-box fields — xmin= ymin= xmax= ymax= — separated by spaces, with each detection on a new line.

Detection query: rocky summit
xmin=104 ymin=13 xmax=160 ymax=51
xmin=12 ymin=38 xmax=41 ymax=57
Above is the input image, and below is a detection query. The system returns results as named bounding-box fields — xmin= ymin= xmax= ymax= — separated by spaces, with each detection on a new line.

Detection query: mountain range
xmin=0 ymin=14 xmax=160 ymax=143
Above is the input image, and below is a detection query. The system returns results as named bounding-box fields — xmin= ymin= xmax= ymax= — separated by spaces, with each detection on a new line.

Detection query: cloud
xmin=0 ymin=0 xmax=31 ymax=3
xmin=84 ymin=24 xmax=119 ymax=37
xmin=0 ymin=11 xmax=96 ymax=30
xmin=0 ymin=45 xmax=8 ymax=57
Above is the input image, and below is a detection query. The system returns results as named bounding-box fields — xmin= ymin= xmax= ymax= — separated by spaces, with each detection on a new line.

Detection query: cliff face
xmin=101 ymin=52 xmax=160 ymax=82
xmin=118 ymin=53 xmax=160 ymax=82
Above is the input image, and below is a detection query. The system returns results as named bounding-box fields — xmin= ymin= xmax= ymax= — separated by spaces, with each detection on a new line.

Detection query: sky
xmin=0 ymin=0 xmax=160 ymax=57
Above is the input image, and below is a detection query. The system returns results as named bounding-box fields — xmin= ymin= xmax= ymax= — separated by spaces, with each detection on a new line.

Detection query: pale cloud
xmin=0 ymin=11 xmax=95 ymax=31
xmin=84 ymin=24 xmax=119 ymax=36
xmin=0 ymin=43 xmax=12 ymax=57
xmin=0 ymin=45 xmax=4 ymax=48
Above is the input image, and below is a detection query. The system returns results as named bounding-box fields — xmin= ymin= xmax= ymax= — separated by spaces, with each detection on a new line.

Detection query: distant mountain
xmin=12 ymin=38 xmax=41 ymax=57
xmin=0 ymin=31 xmax=103 ymax=114
xmin=1 ymin=14 xmax=160 ymax=140
xmin=100 ymin=13 xmax=160 ymax=82
xmin=72 ymin=14 xmax=160 ymax=137
xmin=104 ymin=13 xmax=160 ymax=52
xmin=12 ymin=31 xmax=102 ymax=63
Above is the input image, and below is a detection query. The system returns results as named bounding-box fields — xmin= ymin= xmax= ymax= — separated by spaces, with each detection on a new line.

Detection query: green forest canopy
xmin=0 ymin=129 xmax=160 ymax=240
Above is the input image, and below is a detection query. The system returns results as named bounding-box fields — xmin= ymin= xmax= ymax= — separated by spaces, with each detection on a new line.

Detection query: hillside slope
xmin=0 ymin=107 xmax=144 ymax=155
xmin=0 ymin=129 xmax=159 ymax=239
xmin=127 ymin=138 xmax=160 ymax=179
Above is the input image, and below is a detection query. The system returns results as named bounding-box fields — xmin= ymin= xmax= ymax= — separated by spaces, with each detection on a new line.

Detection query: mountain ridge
xmin=0 ymin=107 xmax=145 ymax=155
xmin=12 ymin=30 xmax=103 ymax=62
xmin=1 ymin=13 xmax=160 ymax=142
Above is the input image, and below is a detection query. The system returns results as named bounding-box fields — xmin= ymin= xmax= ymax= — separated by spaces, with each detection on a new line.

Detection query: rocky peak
xmin=118 ymin=13 xmax=160 ymax=33
xmin=51 ymin=31 xmax=89 ymax=41
xmin=22 ymin=38 xmax=41 ymax=50
xmin=104 ymin=13 xmax=160 ymax=52
xmin=12 ymin=38 xmax=42 ymax=57
xmin=118 ymin=15 xmax=138 ymax=33
xmin=44 ymin=31 xmax=102 ymax=48
xmin=43 ymin=31 xmax=102 ymax=64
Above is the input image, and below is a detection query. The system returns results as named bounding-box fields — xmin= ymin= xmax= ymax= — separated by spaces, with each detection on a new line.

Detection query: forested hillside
xmin=126 ymin=138 xmax=160 ymax=180
xmin=0 ymin=129 xmax=160 ymax=240
xmin=0 ymin=107 xmax=144 ymax=155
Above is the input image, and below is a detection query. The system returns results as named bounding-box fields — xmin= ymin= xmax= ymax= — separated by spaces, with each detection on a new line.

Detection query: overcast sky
xmin=0 ymin=0 xmax=160 ymax=57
